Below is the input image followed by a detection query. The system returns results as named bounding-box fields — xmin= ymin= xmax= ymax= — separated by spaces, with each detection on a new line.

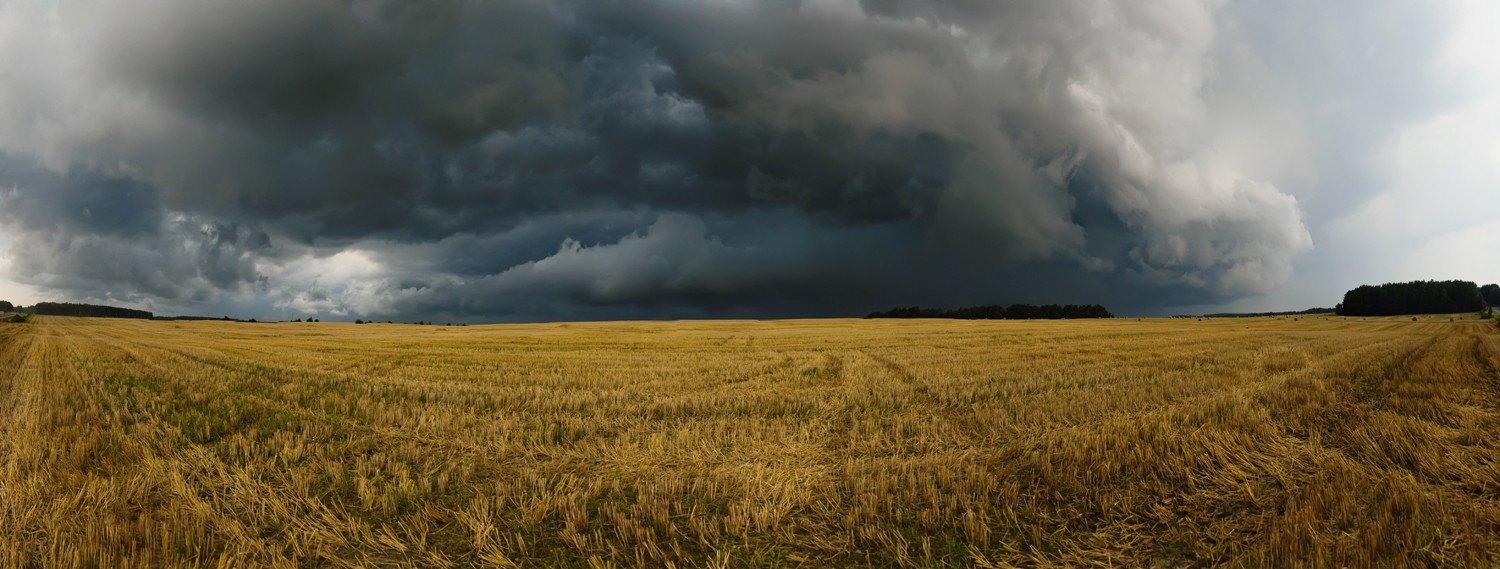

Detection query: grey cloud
xmin=1212 ymin=0 xmax=1457 ymax=223
xmin=613 ymin=1 xmax=1313 ymax=291
xmin=0 ymin=0 xmax=1463 ymax=319
xmin=0 ymin=158 xmax=265 ymax=306
xmin=0 ymin=212 xmax=265 ymax=307
xmin=435 ymin=213 xmax=759 ymax=305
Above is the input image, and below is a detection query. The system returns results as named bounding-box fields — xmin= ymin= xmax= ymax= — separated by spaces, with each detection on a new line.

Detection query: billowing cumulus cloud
xmin=0 ymin=0 xmax=1466 ymax=320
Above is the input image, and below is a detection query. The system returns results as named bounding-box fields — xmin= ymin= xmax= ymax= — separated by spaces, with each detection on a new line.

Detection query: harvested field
xmin=2 ymin=315 xmax=1499 ymax=567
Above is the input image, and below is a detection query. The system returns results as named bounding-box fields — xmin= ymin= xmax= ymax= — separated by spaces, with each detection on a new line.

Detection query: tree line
xmin=26 ymin=302 xmax=154 ymax=320
xmin=867 ymin=304 xmax=1114 ymax=320
xmin=1202 ymin=308 xmax=1335 ymax=318
xmin=1335 ymin=280 xmax=1484 ymax=316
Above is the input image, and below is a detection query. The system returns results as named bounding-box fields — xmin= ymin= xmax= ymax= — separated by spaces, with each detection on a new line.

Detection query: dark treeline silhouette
xmin=27 ymin=302 xmax=154 ymax=319
xmin=1203 ymin=308 xmax=1336 ymax=318
xmin=28 ymin=303 xmax=154 ymax=321
xmin=1482 ymin=284 xmax=1500 ymax=307
xmin=27 ymin=303 xmax=153 ymax=321
xmin=867 ymin=304 xmax=1114 ymax=320
xmin=1336 ymin=280 xmax=1483 ymax=316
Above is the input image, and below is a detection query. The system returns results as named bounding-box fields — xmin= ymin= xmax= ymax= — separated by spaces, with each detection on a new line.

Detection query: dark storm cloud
xmin=0 ymin=157 xmax=268 ymax=305
xmin=0 ymin=0 xmax=1461 ymax=320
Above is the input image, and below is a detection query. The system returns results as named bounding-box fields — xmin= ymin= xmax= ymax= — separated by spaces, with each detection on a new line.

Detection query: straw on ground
xmin=2 ymin=315 xmax=1498 ymax=567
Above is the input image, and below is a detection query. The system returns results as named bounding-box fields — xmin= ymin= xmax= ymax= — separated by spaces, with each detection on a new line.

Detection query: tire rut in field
xmin=1310 ymin=335 xmax=1488 ymax=480
xmin=0 ymin=328 xmax=36 ymax=461
xmin=1470 ymin=335 xmax=1500 ymax=396
xmin=1344 ymin=335 xmax=1441 ymax=407
xmin=859 ymin=350 xmax=989 ymax=446
xmin=723 ymin=353 xmax=797 ymax=385
xmin=0 ymin=328 xmax=28 ymax=398
xmin=806 ymin=351 xmax=854 ymax=460
xmin=815 ymin=350 xmax=859 ymax=521
xmin=1301 ymin=336 xmax=1438 ymax=441
xmin=819 ymin=351 xmax=846 ymax=385
xmin=862 ymin=351 xmax=940 ymax=406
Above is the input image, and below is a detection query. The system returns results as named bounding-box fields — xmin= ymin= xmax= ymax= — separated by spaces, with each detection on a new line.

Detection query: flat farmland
xmin=2 ymin=315 xmax=1499 ymax=567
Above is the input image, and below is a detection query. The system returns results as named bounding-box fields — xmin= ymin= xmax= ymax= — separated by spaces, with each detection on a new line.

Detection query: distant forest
xmin=867 ymin=304 xmax=1114 ymax=320
xmin=26 ymin=302 xmax=154 ymax=320
xmin=1203 ymin=308 xmax=1336 ymax=318
xmin=1336 ymin=280 xmax=1484 ymax=316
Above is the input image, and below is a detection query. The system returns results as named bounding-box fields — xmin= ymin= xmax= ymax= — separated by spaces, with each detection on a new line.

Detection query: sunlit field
xmin=3 ymin=315 xmax=1499 ymax=567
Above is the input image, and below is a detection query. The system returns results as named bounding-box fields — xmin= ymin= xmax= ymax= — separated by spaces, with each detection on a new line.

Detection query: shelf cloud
xmin=0 ymin=0 xmax=1464 ymax=320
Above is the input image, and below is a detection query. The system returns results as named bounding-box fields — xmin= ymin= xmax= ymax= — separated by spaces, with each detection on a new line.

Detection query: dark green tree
xmin=29 ymin=302 xmax=151 ymax=319
xmin=1481 ymin=284 xmax=1500 ymax=307
xmin=1338 ymin=280 xmax=1483 ymax=316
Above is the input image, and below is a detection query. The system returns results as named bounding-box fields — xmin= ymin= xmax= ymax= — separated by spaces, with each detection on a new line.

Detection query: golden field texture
xmin=2 ymin=315 xmax=1500 ymax=567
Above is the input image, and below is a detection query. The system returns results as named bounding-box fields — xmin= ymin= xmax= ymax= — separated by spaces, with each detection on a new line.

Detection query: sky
xmin=0 ymin=0 xmax=1497 ymax=322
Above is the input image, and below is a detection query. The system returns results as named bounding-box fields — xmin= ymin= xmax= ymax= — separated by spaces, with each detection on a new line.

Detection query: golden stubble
xmin=1 ymin=314 xmax=1498 ymax=567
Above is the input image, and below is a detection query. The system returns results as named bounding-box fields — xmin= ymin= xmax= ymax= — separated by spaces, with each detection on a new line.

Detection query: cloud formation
xmin=0 ymin=0 xmax=1461 ymax=319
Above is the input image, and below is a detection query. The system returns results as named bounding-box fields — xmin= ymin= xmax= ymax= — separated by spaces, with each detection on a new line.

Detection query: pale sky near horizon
xmin=1 ymin=0 xmax=1499 ymax=320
